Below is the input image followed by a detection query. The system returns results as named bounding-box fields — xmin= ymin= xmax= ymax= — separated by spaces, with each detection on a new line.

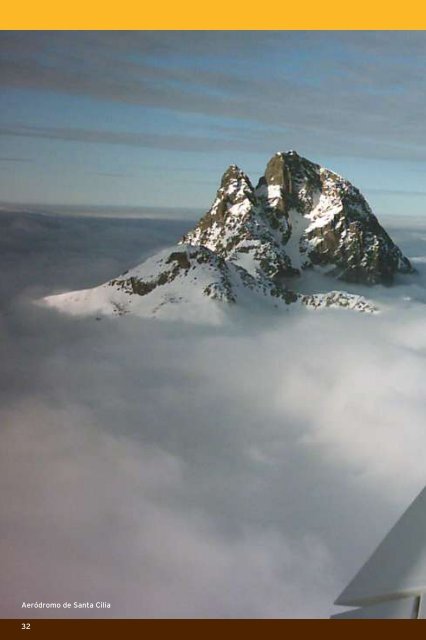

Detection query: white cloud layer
xmin=0 ymin=210 xmax=425 ymax=617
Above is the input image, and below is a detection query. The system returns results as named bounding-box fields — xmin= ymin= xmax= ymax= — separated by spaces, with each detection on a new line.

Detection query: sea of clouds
xmin=0 ymin=210 xmax=425 ymax=617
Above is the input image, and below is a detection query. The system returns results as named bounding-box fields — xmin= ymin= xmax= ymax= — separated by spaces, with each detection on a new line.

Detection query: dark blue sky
xmin=1 ymin=31 xmax=426 ymax=216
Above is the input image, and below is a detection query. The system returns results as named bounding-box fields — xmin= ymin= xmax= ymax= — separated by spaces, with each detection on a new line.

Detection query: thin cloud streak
xmin=4 ymin=122 xmax=426 ymax=165
xmin=3 ymin=32 xmax=426 ymax=161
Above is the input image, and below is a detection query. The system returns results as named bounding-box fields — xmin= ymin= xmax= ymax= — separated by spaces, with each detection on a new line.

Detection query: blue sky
xmin=1 ymin=31 xmax=426 ymax=216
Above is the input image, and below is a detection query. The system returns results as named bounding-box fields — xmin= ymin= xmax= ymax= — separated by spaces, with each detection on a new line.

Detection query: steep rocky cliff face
xmin=259 ymin=152 xmax=413 ymax=284
xmin=181 ymin=164 xmax=297 ymax=284
xmin=184 ymin=151 xmax=414 ymax=286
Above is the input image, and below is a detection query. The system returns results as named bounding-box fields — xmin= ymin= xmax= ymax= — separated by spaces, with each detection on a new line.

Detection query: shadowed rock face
xmin=184 ymin=151 xmax=414 ymax=286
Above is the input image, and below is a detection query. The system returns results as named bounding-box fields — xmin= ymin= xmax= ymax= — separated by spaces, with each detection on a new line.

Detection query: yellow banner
xmin=1 ymin=0 xmax=425 ymax=30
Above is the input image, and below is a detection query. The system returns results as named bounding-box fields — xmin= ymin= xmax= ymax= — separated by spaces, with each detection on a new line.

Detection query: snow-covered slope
xmin=43 ymin=244 xmax=298 ymax=323
xmin=42 ymin=151 xmax=412 ymax=321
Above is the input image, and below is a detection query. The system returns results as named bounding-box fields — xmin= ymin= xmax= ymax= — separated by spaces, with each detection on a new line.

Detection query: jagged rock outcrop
xmin=301 ymin=291 xmax=378 ymax=313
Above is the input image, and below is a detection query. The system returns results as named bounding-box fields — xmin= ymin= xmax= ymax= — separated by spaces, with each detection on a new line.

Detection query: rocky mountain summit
xmin=183 ymin=151 xmax=413 ymax=286
xmin=43 ymin=151 xmax=413 ymax=321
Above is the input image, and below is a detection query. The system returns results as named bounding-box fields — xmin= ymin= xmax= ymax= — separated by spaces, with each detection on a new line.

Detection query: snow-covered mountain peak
xmin=183 ymin=151 xmax=414 ymax=286
xmin=41 ymin=151 xmax=414 ymax=323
